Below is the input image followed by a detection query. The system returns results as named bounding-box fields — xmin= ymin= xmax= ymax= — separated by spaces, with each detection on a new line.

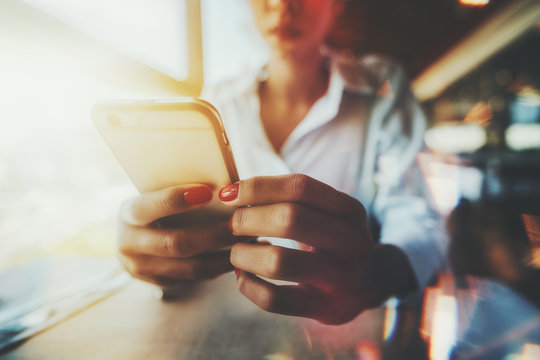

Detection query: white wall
xmin=201 ymin=0 xmax=269 ymax=86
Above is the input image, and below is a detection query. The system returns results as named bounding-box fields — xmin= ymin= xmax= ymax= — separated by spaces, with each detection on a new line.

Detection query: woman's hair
xmin=325 ymin=0 xmax=409 ymax=58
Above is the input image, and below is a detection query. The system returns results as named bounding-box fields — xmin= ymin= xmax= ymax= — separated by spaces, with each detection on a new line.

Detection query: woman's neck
xmin=257 ymin=47 xmax=330 ymax=152
xmin=263 ymin=48 xmax=329 ymax=105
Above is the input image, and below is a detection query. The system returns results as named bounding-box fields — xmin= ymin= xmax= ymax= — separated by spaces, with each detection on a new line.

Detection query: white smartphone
xmin=91 ymin=98 xmax=239 ymax=225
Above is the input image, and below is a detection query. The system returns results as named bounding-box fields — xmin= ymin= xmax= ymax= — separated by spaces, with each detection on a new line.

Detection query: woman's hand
xmin=117 ymin=184 xmax=238 ymax=288
xmin=220 ymin=174 xmax=417 ymax=325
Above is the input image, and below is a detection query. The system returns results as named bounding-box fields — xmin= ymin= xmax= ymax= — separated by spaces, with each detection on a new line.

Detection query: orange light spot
xmin=459 ymin=0 xmax=489 ymax=7
xmin=530 ymin=249 xmax=540 ymax=268
xmin=302 ymin=326 xmax=313 ymax=351
xmin=522 ymin=214 xmax=540 ymax=268
xmin=376 ymin=79 xmax=394 ymax=99
xmin=356 ymin=340 xmax=381 ymax=360
xmin=507 ymin=75 xmax=533 ymax=95
xmin=522 ymin=214 xmax=540 ymax=245
xmin=463 ymin=102 xmax=492 ymax=126
xmin=323 ymin=345 xmax=335 ymax=360
xmin=263 ymin=354 xmax=296 ymax=360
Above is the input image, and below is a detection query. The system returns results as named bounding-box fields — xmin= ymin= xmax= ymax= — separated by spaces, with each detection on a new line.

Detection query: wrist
xmin=366 ymin=244 xmax=419 ymax=303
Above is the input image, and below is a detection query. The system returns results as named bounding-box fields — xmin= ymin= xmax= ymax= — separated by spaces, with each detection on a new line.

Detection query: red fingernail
xmin=183 ymin=186 xmax=212 ymax=205
xmin=234 ymin=268 xmax=240 ymax=278
xmin=219 ymin=183 xmax=239 ymax=202
xmin=228 ymin=216 xmax=234 ymax=232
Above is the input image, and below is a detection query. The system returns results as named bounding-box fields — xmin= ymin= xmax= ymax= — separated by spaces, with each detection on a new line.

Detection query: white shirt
xmin=202 ymin=55 xmax=447 ymax=291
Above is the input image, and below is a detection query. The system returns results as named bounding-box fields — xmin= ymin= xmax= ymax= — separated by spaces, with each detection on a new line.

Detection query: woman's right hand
xmin=117 ymin=184 xmax=238 ymax=288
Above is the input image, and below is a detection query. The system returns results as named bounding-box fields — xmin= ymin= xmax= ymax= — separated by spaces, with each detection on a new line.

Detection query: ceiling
xmin=327 ymin=0 xmax=512 ymax=78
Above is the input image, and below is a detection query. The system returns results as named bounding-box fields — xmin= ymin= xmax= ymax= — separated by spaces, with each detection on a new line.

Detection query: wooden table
xmin=2 ymin=273 xmax=388 ymax=360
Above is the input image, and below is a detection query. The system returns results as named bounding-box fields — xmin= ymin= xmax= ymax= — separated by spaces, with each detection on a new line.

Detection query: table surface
xmin=1 ymin=273 xmax=398 ymax=360
xmin=9 ymin=267 xmax=538 ymax=359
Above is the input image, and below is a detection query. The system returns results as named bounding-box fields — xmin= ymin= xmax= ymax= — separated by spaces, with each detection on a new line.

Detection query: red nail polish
xmin=183 ymin=186 xmax=212 ymax=205
xmin=219 ymin=183 xmax=239 ymax=202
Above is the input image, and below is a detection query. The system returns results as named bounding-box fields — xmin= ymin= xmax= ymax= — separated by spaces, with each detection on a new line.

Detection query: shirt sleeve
xmin=363 ymin=59 xmax=448 ymax=292
xmin=374 ymin=155 xmax=448 ymax=292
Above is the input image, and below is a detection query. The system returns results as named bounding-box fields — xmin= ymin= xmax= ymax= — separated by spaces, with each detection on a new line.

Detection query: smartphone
xmin=91 ymin=98 xmax=239 ymax=225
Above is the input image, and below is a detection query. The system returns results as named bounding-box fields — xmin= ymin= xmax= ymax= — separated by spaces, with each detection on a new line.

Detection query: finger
xmin=236 ymin=270 xmax=322 ymax=319
xmin=220 ymin=174 xmax=364 ymax=218
xmin=119 ymin=221 xmax=237 ymax=258
xmin=118 ymin=254 xmax=181 ymax=287
xmin=118 ymin=250 xmax=233 ymax=282
xmin=236 ymin=271 xmax=362 ymax=325
xmin=230 ymin=243 xmax=342 ymax=288
xmin=121 ymin=184 xmax=213 ymax=226
xmin=230 ymin=203 xmax=371 ymax=251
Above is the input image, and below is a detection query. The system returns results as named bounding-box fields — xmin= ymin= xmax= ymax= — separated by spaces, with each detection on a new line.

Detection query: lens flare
xmin=522 ymin=214 xmax=540 ymax=268
xmin=463 ymin=102 xmax=492 ymax=127
xmin=356 ymin=340 xmax=381 ymax=360
xmin=264 ymin=354 xmax=296 ymax=360
xmin=421 ymin=274 xmax=459 ymax=360
xmin=505 ymin=124 xmax=540 ymax=151
xmin=459 ymin=0 xmax=490 ymax=7
xmin=418 ymin=153 xmax=484 ymax=215
xmin=302 ymin=326 xmax=313 ymax=351
xmin=507 ymin=75 xmax=534 ymax=95
xmin=424 ymin=124 xmax=487 ymax=155
xmin=383 ymin=297 xmax=398 ymax=342
xmin=519 ymin=343 xmax=540 ymax=359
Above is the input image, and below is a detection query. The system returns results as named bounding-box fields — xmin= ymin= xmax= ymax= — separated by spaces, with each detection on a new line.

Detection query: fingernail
xmin=234 ymin=268 xmax=240 ymax=278
xmin=228 ymin=216 xmax=234 ymax=232
xmin=219 ymin=183 xmax=239 ymax=202
xmin=183 ymin=186 xmax=212 ymax=205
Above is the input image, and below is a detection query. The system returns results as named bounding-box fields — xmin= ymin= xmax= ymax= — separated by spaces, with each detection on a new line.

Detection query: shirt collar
xmin=280 ymin=63 xmax=345 ymax=153
xmin=243 ymin=56 xmax=379 ymax=154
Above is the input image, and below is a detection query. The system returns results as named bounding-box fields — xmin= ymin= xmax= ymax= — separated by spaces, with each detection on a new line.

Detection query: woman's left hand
xmin=219 ymin=174 xmax=415 ymax=325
